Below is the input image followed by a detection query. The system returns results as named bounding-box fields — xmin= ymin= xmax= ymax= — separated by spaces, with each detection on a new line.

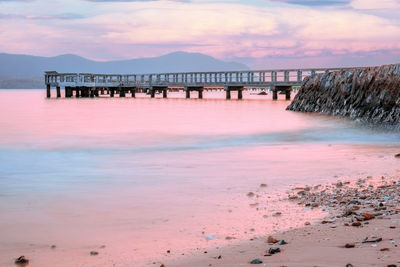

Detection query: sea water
xmin=0 ymin=90 xmax=399 ymax=266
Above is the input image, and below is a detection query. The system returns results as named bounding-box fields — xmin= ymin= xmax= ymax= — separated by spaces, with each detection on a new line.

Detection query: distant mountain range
xmin=0 ymin=52 xmax=249 ymax=89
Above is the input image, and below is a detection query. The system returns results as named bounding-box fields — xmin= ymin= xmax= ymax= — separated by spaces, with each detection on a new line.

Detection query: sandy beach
xmin=162 ymin=173 xmax=400 ymax=267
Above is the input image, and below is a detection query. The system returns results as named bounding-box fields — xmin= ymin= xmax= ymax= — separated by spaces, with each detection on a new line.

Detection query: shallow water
xmin=0 ymin=90 xmax=399 ymax=266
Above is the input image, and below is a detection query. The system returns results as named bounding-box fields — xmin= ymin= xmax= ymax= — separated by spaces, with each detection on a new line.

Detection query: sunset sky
xmin=1 ymin=0 xmax=400 ymax=68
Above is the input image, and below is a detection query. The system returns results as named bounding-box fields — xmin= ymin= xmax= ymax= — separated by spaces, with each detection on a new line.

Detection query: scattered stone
xmin=50 ymin=245 xmax=56 ymax=249
xmin=362 ymin=237 xmax=382 ymax=243
xmin=268 ymin=247 xmax=281 ymax=254
xmin=90 ymin=251 xmax=99 ymax=256
xmin=387 ymin=265 xmax=397 ymax=267
xmin=390 ymin=226 xmax=396 ymax=229
xmin=380 ymin=248 xmax=390 ymax=251
xmin=352 ymin=222 xmax=362 ymax=227
xmin=260 ymin=184 xmax=268 ymax=188
xmin=225 ymin=236 xmax=235 ymax=240
xmin=15 ymin=256 xmax=29 ymax=265
xmin=99 ymin=245 xmax=106 ymax=249
xmin=247 ymin=192 xmax=255 ymax=197
xmin=304 ymin=221 xmax=311 ymax=226
xmin=344 ymin=243 xmax=355 ymax=248
xmin=160 ymin=264 xmax=166 ymax=267
xmin=267 ymin=236 xmax=279 ymax=243
xmin=206 ymin=235 xmax=215 ymax=241
xmin=346 ymin=264 xmax=354 ymax=267
xmin=250 ymin=258 xmax=263 ymax=264
xmin=394 ymin=154 xmax=400 ymax=158
xmin=167 ymin=250 xmax=170 ymax=254
xmin=362 ymin=212 xmax=375 ymax=220
xmin=272 ymin=212 xmax=282 ymax=217
xmin=278 ymin=240 xmax=288 ymax=245
xmin=217 ymin=255 xmax=222 ymax=259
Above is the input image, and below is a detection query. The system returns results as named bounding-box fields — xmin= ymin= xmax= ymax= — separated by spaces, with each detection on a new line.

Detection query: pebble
xmin=247 ymin=192 xmax=255 ymax=197
xmin=268 ymin=247 xmax=281 ymax=254
xmin=250 ymin=258 xmax=263 ymax=264
xmin=278 ymin=240 xmax=288 ymax=245
xmin=352 ymin=222 xmax=362 ymax=227
xmin=345 ymin=243 xmax=355 ymax=248
xmin=90 ymin=251 xmax=99 ymax=256
xmin=362 ymin=212 xmax=375 ymax=220
xmin=15 ymin=256 xmax=29 ymax=265
xmin=267 ymin=236 xmax=279 ymax=243
xmin=304 ymin=221 xmax=311 ymax=226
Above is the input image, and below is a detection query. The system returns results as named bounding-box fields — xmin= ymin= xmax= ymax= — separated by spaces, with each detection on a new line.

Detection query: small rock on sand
xmin=90 ymin=251 xmax=99 ymax=256
xmin=278 ymin=240 xmax=288 ymax=245
xmin=346 ymin=264 xmax=354 ymax=267
xmin=267 ymin=236 xmax=279 ymax=243
xmin=394 ymin=154 xmax=400 ymax=158
xmin=260 ymin=184 xmax=268 ymax=188
xmin=362 ymin=212 xmax=375 ymax=220
xmin=268 ymin=247 xmax=281 ymax=254
xmin=15 ymin=256 xmax=29 ymax=265
xmin=345 ymin=243 xmax=355 ymax=248
xmin=250 ymin=258 xmax=263 ymax=264
xmin=304 ymin=221 xmax=311 ymax=226
xmin=247 ymin=192 xmax=255 ymax=197
xmin=352 ymin=222 xmax=362 ymax=227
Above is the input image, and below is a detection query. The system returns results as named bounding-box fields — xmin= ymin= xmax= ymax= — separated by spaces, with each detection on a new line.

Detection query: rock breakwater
xmin=287 ymin=64 xmax=400 ymax=126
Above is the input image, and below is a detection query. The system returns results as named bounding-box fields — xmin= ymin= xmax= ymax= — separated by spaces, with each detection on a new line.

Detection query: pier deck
xmin=45 ymin=68 xmax=349 ymax=100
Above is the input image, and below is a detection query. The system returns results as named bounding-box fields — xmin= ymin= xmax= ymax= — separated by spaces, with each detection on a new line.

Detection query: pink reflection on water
xmin=0 ymin=90 xmax=399 ymax=266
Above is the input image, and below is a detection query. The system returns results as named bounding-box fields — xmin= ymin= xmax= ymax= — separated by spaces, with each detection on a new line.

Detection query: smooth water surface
xmin=0 ymin=90 xmax=399 ymax=266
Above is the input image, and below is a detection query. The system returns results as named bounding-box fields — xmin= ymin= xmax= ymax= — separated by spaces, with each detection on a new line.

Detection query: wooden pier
xmin=45 ymin=68 xmax=349 ymax=100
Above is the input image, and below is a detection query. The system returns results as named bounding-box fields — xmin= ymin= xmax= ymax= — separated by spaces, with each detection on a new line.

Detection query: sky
xmin=0 ymin=0 xmax=400 ymax=68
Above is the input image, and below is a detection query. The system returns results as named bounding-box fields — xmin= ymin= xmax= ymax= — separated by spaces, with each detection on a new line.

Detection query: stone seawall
xmin=287 ymin=64 xmax=400 ymax=126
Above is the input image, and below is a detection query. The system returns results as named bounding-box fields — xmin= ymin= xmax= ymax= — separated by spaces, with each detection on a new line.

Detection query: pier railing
xmin=45 ymin=67 xmax=351 ymax=100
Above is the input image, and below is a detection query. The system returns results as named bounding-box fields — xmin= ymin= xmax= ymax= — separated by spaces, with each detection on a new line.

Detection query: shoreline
xmin=164 ymin=174 xmax=400 ymax=267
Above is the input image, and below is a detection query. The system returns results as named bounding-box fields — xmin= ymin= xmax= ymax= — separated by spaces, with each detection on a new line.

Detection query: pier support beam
xmin=46 ymin=84 xmax=51 ymax=98
xmin=76 ymin=87 xmax=80 ymax=98
xmin=225 ymin=86 xmax=244 ymax=100
xmin=131 ymin=88 xmax=136 ymax=98
xmin=273 ymin=90 xmax=278 ymax=101
xmin=185 ymin=86 xmax=204 ymax=99
xmin=56 ymin=86 xmax=61 ymax=98
xmin=163 ymin=89 xmax=167 ymax=99
xmin=226 ymin=90 xmax=231 ymax=100
xmin=110 ymin=88 xmax=114 ymax=97
xmin=286 ymin=90 xmax=291 ymax=101
xmin=150 ymin=89 xmax=155 ymax=98
xmin=65 ymin=87 xmax=72 ymax=98
xmin=119 ymin=87 xmax=125 ymax=97
xmin=90 ymin=89 xmax=95 ymax=98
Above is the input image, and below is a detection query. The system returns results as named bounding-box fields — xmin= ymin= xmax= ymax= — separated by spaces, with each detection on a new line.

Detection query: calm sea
xmin=0 ymin=89 xmax=399 ymax=266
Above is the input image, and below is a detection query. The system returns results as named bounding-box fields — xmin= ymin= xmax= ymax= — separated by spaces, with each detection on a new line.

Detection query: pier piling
xmin=46 ymin=84 xmax=51 ymax=98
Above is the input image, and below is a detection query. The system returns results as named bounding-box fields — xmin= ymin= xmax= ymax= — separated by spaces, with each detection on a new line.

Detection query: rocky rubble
xmin=288 ymin=176 xmax=400 ymax=226
xmin=287 ymin=64 xmax=400 ymax=126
